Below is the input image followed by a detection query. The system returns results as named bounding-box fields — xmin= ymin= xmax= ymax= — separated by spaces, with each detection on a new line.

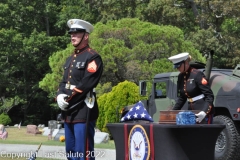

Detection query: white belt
xmin=65 ymin=84 xmax=96 ymax=92
xmin=188 ymin=94 xmax=204 ymax=102
xmin=65 ymin=84 xmax=76 ymax=90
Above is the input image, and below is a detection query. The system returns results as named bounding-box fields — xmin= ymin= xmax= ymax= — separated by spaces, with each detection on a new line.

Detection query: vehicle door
xmin=152 ymin=78 xmax=173 ymax=121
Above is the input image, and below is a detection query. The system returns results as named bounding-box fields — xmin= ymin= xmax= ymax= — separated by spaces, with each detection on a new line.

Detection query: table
xmin=107 ymin=123 xmax=225 ymax=160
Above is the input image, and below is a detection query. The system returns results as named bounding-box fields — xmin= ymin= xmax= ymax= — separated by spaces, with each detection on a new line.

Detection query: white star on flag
xmin=141 ymin=112 xmax=146 ymax=118
xmin=135 ymin=105 xmax=141 ymax=110
xmin=120 ymin=101 xmax=153 ymax=122
xmin=133 ymin=113 xmax=138 ymax=118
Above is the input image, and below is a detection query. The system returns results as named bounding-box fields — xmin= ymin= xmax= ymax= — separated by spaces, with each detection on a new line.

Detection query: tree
xmin=84 ymin=0 xmax=149 ymax=23
xmin=40 ymin=18 xmax=205 ymax=103
xmin=0 ymin=28 xmax=24 ymax=110
xmin=176 ymin=0 xmax=240 ymax=68
xmin=3 ymin=0 xmax=239 ymax=125
xmin=90 ymin=18 xmax=205 ymax=85
xmin=0 ymin=0 xmax=68 ymax=124
xmin=141 ymin=0 xmax=196 ymax=32
xmin=56 ymin=0 xmax=100 ymax=29
xmin=0 ymin=0 xmax=61 ymax=36
xmin=39 ymin=44 xmax=74 ymax=101
xmin=138 ymin=0 xmax=240 ymax=68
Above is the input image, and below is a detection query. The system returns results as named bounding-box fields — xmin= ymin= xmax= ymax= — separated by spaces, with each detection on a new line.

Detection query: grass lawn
xmin=0 ymin=126 xmax=115 ymax=148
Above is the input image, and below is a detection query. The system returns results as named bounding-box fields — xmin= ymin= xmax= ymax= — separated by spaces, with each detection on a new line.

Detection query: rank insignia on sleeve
xmin=201 ymin=78 xmax=208 ymax=85
xmin=87 ymin=60 xmax=97 ymax=73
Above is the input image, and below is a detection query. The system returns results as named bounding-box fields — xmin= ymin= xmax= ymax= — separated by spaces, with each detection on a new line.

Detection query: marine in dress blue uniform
xmin=168 ymin=53 xmax=214 ymax=124
xmin=56 ymin=19 xmax=103 ymax=160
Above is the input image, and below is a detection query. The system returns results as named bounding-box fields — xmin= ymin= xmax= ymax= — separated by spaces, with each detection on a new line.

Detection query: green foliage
xmin=85 ymin=0 xmax=147 ymax=22
xmin=96 ymin=81 xmax=141 ymax=133
xmin=39 ymin=44 xmax=74 ymax=97
xmin=0 ymin=0 xmax=67 ymax=125
xmin=96 ymin=93 xmax=108 ymax=131
xmin=0 ymin=113 xmax=11 ymax=125
xmin=140 ymin=0 xmax=196 ymax=32
xmin=219 ymin=19 xmax=240 ymax=68
xmin=56 ymin=0 xmax=99 ymax=29
xmin=0 ymin=96 xmax=25 ymax=113
xmin=1 ymin=0 xmax=240 ymax=127
xmin=0 ymin=29 xmax=24 ymax=98
xmin=91 ymin=18 xmax=204 ymax=85
xmin=222 ymin=19 xmax=240 ymax=34
xmin=95 ymin=82 xmax=113 ymax=98
xmin=0 ymin=0 xmax=61 ymax=36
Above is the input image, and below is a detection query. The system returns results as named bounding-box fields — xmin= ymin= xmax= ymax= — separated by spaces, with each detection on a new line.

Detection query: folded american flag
xmin=121 ymin=101 xmax=153 ymax=122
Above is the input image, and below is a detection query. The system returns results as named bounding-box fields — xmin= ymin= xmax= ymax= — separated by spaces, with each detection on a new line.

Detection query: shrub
xmin=0 ymin=113 xmax=12 ymax=125
xmin=97 ymin=80 xmax=141 ymax=133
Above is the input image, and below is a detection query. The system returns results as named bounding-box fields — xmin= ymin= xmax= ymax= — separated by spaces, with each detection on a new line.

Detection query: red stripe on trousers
xmin=124 ymin=124 xmax=128 ymax=160
xmin=150 ymin=124 xmax=155 ymax=160
xmin=208 ymin=114 xmax=212 ymax=124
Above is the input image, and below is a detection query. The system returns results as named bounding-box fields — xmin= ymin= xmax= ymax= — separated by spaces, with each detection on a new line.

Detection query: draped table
xmin=107 ymin=123 xmax=225 ymax=160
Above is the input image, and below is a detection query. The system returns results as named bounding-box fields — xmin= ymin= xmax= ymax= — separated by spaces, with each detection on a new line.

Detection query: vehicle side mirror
xmin=139 ymin=81 xmax=147 ymax=96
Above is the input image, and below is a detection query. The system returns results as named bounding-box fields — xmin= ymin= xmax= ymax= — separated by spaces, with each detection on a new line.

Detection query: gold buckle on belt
xmin=188 ymin=98 xmax=193 ymax=103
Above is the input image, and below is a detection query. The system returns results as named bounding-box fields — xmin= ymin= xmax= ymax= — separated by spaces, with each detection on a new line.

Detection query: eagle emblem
xmin=129 ymin=125 xmax=150 ymax=160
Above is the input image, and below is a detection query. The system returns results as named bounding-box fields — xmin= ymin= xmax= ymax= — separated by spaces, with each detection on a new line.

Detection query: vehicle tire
xmin=213 ymin=115 xmax=240 ymax=160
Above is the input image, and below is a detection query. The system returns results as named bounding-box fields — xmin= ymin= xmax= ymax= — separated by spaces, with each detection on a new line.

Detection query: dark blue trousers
xmin=64 ymin=121 xmax=96 ymax=160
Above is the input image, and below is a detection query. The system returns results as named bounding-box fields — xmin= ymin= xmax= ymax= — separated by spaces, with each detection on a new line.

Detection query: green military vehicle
xmin=134 ymin=53 xmax=240 ymax=160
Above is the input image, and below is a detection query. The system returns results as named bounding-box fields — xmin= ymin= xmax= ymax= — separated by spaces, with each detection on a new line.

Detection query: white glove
xmin=195 ymin=111 xmax=207 ymax=123
xmin=57 ymin=94 xmax=69 ymax=110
